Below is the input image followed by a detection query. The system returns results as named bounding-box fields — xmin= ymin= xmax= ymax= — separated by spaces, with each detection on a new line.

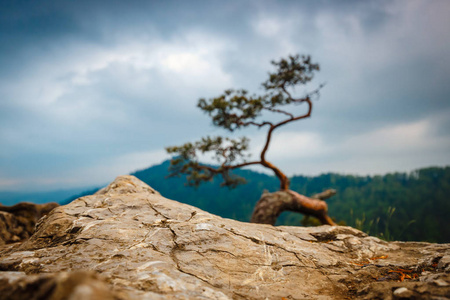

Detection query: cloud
xmin=252 ymin=18 xmax=283 ymax=38
xmin=0 ymin=0 xmax=449 ymax=191
xmin=0 ymin=29 xmax=233 ymax=145
xmin=251 ymin=131 xmax=328 ymax=160
xmin=270 ymin=117 xmax=450 ymax=176
xmin=0 ymin=178 xmax=23 ymax=189
xmin=0 ymin=26 xmax=237 ymax=190
xmin=340 ymin=120 xmax=434 ymax=155
xmin=74 ymin=149 xmax=171 ymax=186
xmin=0 ymin=149 xmax=170 ymax=191
xmin=331 ymin=118 xmax=450 ymax=173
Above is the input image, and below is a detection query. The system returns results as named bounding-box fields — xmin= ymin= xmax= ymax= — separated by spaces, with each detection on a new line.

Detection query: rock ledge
xmin=0 ymin=175 xmax=448 ymax=299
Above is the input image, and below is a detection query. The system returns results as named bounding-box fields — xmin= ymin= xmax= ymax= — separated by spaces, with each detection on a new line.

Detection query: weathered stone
xmin=434 ymin=278 xmax=449 ymax=287
xmin=0 ymin=202 xmax=59 ymax=244
xmin=393 ymin=287 xmax=413 ymax=298
xmin=0 ymin=270 xmax=115 ymax=300
xmin=0 ymin=175 xmax=448 ymax=299
xmin=438 ymin=255 xmax=450 ymax=271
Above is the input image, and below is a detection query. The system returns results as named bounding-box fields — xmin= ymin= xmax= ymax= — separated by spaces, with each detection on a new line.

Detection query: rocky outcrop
xmin=0 ymin=175 xmax=448 ymax=299
xmin=0 ymin=202 xmax=59 ymax=244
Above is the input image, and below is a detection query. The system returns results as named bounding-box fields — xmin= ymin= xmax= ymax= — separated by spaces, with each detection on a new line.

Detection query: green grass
xmin=350 ymin=206 xmax=416 ymax=241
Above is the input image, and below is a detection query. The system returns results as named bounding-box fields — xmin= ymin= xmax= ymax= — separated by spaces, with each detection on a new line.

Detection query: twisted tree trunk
xmin=250 ymin=189 xmax=336 ymax=226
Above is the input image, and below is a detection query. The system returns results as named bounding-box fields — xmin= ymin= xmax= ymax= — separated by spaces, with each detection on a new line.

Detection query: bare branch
xmin=281 ymin=85 xmax=293 ymax=99
xmin=272 ymin=98 xmax=312 ymax=130
xmin=226 ymin=160 xmax=262 ymax=170
xmin=238 ymin=121 xmax=273 ymax=127
xmin=289 ymin=83 xmax=325 ymax=103
xmin=263 ymin=107 xmax=294 ymax=118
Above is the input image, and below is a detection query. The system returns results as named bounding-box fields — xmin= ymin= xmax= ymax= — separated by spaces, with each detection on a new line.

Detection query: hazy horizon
xmin=1 ymin=159 xmax=448 ymax=193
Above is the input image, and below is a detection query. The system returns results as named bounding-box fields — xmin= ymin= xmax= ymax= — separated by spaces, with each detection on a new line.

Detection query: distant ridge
xmin=0 ymin=187 xmax=95 ymax=206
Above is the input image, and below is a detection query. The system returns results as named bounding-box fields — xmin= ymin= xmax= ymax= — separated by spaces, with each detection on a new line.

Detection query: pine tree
xmin=166 ymin=54 xmax=335 ymax=225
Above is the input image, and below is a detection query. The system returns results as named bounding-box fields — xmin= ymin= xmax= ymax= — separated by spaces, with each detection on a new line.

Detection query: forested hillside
xmin=288 ymin=168 xmax=450 ymax=242
xmin=60 ymin=160 xmax=449 ymax=243
xmin=127 ymin=161 xmax=449 ymax=243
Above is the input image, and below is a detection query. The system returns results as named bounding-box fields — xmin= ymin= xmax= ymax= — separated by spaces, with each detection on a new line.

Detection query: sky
xmin=1 ymin=0 xmax=449 ymax=192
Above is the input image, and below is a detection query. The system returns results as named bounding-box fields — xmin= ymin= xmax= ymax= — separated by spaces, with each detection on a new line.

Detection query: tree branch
xmin=263 ymin=107 xmax=294 ymax=118
xmin=272 ymin=97 xmax=312 ymax=130
xmin=238 ymin=121 xmax=272 ymax=128
xmin=256 ymin=97 xmax=313 ymax=190
xmin=225 ymin=160 xmax=262 ymax=170
xmin=250 ymin=190 xmax=336 ymax=226
xmin=288 ymin=83 xmax=325 ymax=103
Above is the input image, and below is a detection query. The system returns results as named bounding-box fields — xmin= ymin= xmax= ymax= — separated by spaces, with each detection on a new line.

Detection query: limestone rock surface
xmin=0 ymin=175 xmax=449 ymax=299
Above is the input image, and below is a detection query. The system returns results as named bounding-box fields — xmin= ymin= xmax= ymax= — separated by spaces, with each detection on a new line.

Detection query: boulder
xmin=0 ymin=202 xmax=59 ymax=244
xmin=0 ymin=175 xmax=448 ymax=299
